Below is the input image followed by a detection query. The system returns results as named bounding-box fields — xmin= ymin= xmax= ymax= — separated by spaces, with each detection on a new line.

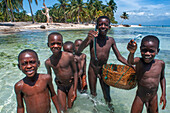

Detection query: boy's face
xmin=140 ymin=41 xmax=159 ymax=63
xmin=18 ymin=52 xmax=40 ymax=78
xmin=74 ymin=40 xmax=82 ymax=53
xmin=63 ymin=44 xmax=74 ymax=53
xmin=48 ymin=34 xmax=63 ymax=55
xmin=97 ymin=18 xmax=110 ymax=36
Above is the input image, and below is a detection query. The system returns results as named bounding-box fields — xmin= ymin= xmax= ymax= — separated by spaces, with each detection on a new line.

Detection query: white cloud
xmin=165 ymin=12 xmax=170 ymax=16
xmin=27 ymin=13 xmax=31 ymax=16
xmin=115 ymin=0 xmax=170 ymax=25
xmin=127 ymin=12 xmax=145 ymax=16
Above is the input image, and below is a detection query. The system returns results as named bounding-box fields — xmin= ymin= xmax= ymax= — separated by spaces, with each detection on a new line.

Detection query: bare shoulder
xmin=14 ymin=79 xmax=24 ymax=92
xmin=63 ymin=51 xmax=74 ymax=58
xmin=155 ymin=59 xmax=165 ymax=66
xmin=45 ymin=57 xmax=51 ymax=65
xmin=108 ymin=36 xmax=115 ymax=43
xmin=39 ymin=74 xmax=52 ymax=81
xmin=82 ymin=53 xmax=86 ymax=58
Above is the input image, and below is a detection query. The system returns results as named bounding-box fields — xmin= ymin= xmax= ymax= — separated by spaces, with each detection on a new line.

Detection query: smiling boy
xmin=15 ymin=49 xmax=61 ymax=113
xmin=127 ymin=35 xmax=166 ymax=113
xmin=45 ymin=32 xmax=78 ymax=112
xmin=77 ymin=16 xmax=129 ymax=108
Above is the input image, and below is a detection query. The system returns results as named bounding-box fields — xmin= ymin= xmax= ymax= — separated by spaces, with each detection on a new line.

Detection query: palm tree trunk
xmin=78 ymin=8 xmax=80 ymax=23
xmin=64 ymin=9 xmax=67 ymax=23
xmin=10 ymin=9 xmax=15 ymax=22
xmin=10 ymin=4 xmax=15 ymax=22
xmin=4 ymin=0 xmax=12 ymax=22
xmin=28 ymin=0 xmax=35 ymax=24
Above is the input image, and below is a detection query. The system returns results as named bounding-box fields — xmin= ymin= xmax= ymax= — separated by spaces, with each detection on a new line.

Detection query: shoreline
xmin=0 ymin=22 xmax=142 ymax=35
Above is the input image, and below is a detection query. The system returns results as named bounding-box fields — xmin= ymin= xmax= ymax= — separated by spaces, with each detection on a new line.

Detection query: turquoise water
xmin=0 ymin=26 xmax=170 ymax=113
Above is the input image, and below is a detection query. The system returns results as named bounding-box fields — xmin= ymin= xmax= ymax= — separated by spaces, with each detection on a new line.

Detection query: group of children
xmin=14 ymin=16 xmax=166 ymax=113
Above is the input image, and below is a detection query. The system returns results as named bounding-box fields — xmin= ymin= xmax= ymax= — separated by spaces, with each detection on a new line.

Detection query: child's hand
xmin=127 ymin=39 xmax=137 ymax=53
xmin=160 ymin=95 xmax=166 ymax=110
xmin=71 ymin=91 xmax=77 ymax=103
xmin=87 ymin=30 xmax=98 ymax=40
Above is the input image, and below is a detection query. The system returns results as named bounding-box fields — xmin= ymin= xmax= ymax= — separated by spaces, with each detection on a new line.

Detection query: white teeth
xmin=26 ymin=70 xmax=33 ymax=72
xmin=145 ymin=56 xmax=150 ymax=59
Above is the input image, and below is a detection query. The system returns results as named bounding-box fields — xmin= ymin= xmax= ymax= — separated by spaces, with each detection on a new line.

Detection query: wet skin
xmin=15 ymin=52 xmax=61 ymax=113
xmin=45 ymin=34 xmax=78 ymax=111
xmin=63 ymin=44 xmax=74 ymax=53
xmin=74 ymin=40 xmax=87 ymax=93
xmin=77 ymin=18 xmax=128 ymax=103
xmin=127 ymin=40 xmax=166 ymax=113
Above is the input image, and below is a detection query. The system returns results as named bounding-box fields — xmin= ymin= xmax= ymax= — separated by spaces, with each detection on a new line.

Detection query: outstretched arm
xmin=111 ymin=38 xmax=129 ymax=65
xmin=77 ymin=30 xmax=98 ymax=54
xmin=15 ymin=83 xmax=24 ymax=113
xmin=160 ymin=62 xmax=166 ymax=110
xmin=47 ymin=75 xmax=61 ymax=113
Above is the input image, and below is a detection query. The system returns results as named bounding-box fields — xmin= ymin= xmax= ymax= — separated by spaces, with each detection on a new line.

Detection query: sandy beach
xmin=0 ymin=22 xmax=141 ymax=35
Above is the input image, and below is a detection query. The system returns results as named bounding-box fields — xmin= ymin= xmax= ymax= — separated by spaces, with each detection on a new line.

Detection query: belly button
xmin=146 ymin=93 xmax=150 ymax=96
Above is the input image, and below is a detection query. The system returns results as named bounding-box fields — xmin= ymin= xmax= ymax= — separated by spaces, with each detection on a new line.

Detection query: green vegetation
xmin=0 ymin=0 xmax=118 ymax=24
xmin=120 ymin=12 xmax=129 ymax=25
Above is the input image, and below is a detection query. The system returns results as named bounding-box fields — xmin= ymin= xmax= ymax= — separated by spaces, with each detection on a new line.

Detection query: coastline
xmin=0 ymin=22 xmax=141 ymax=35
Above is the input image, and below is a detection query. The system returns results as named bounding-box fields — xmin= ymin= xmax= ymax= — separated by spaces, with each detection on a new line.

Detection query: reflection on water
xmin=0 ymin=27 xmax=170 ymax=113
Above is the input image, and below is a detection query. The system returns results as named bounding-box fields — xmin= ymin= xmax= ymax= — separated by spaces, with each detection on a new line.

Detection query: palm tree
xmin=28 ymin=0 xmax=38 ymax=23
xmin=4 ymin=0 xmax=12 ymax=21
xmin=70 ymin=0 xmax=87 ymax=23
xmin=56 ymin=0 xmax=69 ymax=23
xmin=120 ymin=12 xmax=129 ymax=25
xmin=8 ymin=0 xmax=23 ymax=22
xmin=1 ymin=0 xmax=23 ymax=22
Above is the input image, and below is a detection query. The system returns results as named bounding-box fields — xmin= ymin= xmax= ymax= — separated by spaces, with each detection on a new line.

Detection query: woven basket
xmin=102 ymin=64 xmax=136 ymax=90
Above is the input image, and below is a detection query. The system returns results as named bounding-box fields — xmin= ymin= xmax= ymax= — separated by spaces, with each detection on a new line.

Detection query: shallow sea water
xmin=0 ymin=26 xmax=170 ymax=113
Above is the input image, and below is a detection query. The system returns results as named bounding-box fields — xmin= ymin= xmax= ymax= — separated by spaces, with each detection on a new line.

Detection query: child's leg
xmin=67 ymin=85 xmax=74 ymax=108
xmin=146 ymin=94 xmax=158 ymax=113
xmin=81 ymin=74 xmax=87 ymax=91
xmin=131 ymin=95 xmax=144 ymax=113
xmin=88 ymin=64 xmax=97 ymax=96
xmin=99 ymin=78 xmax=111 ymax=102
xmin=57 ymin=89 xmax=67 ymax=111
xmin=77 ymin=77 xmax=81 ymax=92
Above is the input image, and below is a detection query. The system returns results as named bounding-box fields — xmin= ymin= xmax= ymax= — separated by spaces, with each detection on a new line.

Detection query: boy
xmin=127 ymin=35 xmax=166 ymax=113
xmin=77 ymin=16 xmax=129 ymax=106
xmin=74 ymin=39 xmax=88 ymax=93
xmin=63 ymin=41 xmax=74 ymax=53
xmin=15 ymin=49 xmax=61 ymax=113
xmin=45 ymin=32 xmax=78 ymax=112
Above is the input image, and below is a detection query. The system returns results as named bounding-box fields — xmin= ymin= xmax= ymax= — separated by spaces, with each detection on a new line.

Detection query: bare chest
xmin=22 ymin=80 xmax=48 ymax=97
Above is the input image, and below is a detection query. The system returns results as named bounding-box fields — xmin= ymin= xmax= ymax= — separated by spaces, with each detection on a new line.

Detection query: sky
xmin=23 ymin=0 xmax=170 ymax=25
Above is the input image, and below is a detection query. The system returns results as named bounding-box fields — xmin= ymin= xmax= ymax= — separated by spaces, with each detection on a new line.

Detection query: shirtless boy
xmin=127 ymin=35 xmax=166 ymax=113
xmin=45 ymin=32 xmax=78 ymax=112
xmin=74 ymin=39 xmax=88 ymax=93
xmin=77 ymin=16 xmax=129 ymax=107
xmin=15 ymin=49 xmax=61 ymax=113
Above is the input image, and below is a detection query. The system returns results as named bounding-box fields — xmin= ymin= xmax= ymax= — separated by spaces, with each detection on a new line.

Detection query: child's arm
xmin=111 ymin=38 xmax=129 ymax=65
xmin=70 ymin=55 xmax=78 ymax=103
xmin=77 ymin=30 xmax=98 ymax=54
xmin=47 ymin=75 xmax=61 ymax=113
xmin=83 ymin=54 xmax=86 ymax=76
xmin=78 ymin=54 xmax=86 ymax=77
xmin=127 ymin=39 xmax=138 ymax=65
xmin=160 ymin=61 xmax=166 ymax=110
xmin=45 ymin=60 xmax=52 ymax=76
xmin=14 ymin=82 xmax=24 ymax=113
